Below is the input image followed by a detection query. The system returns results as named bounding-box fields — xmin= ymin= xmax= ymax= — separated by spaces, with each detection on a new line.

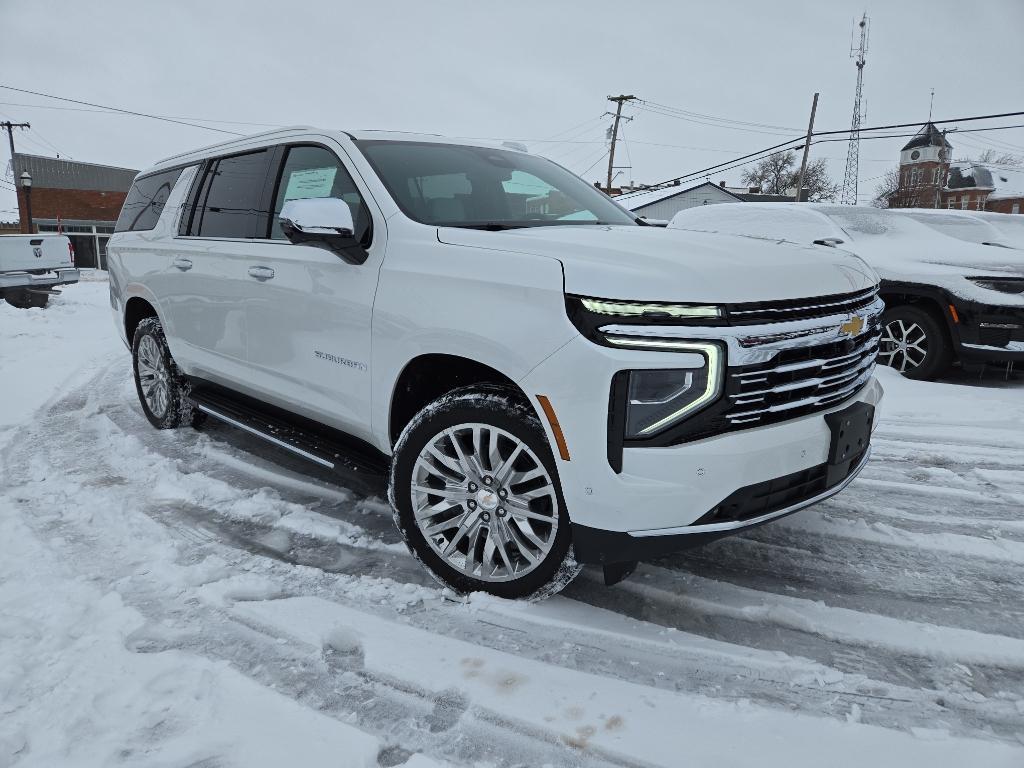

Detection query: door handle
xmin=248 ymin=265 xmax=275 ymax=281
xmin=173 ymin=257 xmax=193 ymax=271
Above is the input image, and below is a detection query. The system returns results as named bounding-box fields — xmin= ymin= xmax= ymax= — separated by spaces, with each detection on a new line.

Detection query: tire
xmin=878 ymin=304 xmax=952 ymax=381
xmin=389 ymin=387 xmax=581 ymax=600
xmin=4 ymin=290 xmax=48 ymax=309
xmin=132 ymin=316 xmax=198 ymax=429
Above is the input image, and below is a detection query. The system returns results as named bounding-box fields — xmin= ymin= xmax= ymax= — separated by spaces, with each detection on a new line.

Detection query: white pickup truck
xmin=0 ymin=234 xmax=79 ymax=308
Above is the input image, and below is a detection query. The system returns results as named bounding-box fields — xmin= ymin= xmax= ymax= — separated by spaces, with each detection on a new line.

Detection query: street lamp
xmin=19 ymin=171 xmax=33 ymax=234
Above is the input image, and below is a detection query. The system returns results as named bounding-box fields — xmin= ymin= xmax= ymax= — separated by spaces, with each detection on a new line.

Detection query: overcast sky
xmin=2 ymin=0 xmax=1023 ymax=219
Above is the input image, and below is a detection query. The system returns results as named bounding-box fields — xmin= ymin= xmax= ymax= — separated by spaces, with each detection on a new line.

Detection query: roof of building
xmin=901 ymin=122 xmax=953 ymax=152
xmin=11 ymin=153 xmax=138 ymax=192
xmin=946 ymin=161 xmax=1024 ymax=200
xmin=613 ymin=180 xmax=744 ymax=210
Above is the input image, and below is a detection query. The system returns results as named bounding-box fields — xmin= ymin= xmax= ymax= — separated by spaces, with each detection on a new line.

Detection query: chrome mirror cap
xmin=279 ymin=197 xmax=354 ymax=236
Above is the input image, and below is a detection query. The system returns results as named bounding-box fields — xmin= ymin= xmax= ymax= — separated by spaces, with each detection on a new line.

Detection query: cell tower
xmin=840 ymin=13 xmax=869 ymax=205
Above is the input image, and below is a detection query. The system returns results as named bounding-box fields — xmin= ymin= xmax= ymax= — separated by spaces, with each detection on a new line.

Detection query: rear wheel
xmin=389 ymin=388 xmax=580 ymax=600
xmin=4 ymin=290 xmax=49 ymax=309
xmin=132 ymin=317 xmax=198 ymax=429
xmin=878 ymin=305 xmax=952 ymax=381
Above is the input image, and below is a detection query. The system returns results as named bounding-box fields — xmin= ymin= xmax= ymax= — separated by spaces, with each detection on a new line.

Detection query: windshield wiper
xmin=446 ymin=223 xmax=528 ymax=231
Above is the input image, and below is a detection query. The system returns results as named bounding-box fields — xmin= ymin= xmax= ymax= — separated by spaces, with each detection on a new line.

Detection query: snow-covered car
xmin=891 ymin=208 xmax=1024 ymax=251
xmin=669 ymin=203 xmax=1024 ymax=380
xmin=107 ymin=128 xmax=883 ymax=599
xmin=0 ymin=233 xmax=78 ymax=308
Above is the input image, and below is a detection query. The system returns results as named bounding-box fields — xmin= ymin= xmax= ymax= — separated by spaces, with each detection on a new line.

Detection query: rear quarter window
xmin=115 ymin=168 xmax=186 ymax=232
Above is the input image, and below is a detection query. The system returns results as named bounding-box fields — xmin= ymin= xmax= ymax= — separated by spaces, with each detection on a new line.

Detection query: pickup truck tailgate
xmin=0 ymin=234 xmax=74 ymax=272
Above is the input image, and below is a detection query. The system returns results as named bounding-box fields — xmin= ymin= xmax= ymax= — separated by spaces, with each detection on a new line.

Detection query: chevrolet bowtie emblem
xmin=839 ymin=315 xmax=864 ymax=337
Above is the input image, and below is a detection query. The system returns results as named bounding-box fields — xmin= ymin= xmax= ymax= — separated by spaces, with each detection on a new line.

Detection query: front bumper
xmin=951 ymin=300 xmax=1024 ymax=363
xmin=0 ymin=268 xmax=80 ymax=290
xmin=573 ymin=447 xmax=870 ymax=564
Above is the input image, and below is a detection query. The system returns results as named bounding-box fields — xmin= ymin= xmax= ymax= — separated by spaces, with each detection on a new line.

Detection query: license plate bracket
xmin=824 ymin=401 xmax=874 ymax=467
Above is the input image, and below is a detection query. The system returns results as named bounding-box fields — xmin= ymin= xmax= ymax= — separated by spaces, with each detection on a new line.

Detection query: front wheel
xmin=389 ymin=388 xmax=580 ymax=600
xmin=878 ymin=305 xmax=952 ymax=381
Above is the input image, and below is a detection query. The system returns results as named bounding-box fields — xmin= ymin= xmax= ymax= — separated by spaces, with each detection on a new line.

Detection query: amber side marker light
xmin=949 ymin=304 xmax=960 ymax=324
xmin=536 ymin=395 xmax=570 ymax=461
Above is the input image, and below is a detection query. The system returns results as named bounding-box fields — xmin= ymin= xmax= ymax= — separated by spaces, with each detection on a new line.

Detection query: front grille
xmin=725 ymin=327 xmax=880 ymax=429
xmin=623 ymin=326 xmax=881 ymax=447
xmin=727 ymin=287 xmax=877 ymax=326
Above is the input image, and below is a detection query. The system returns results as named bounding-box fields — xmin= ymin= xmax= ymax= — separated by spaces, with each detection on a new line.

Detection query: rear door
xmin=243 ymin=141 xmax=384 ymax=441
xmin=165 ymin=149 xmax=276 ymax=387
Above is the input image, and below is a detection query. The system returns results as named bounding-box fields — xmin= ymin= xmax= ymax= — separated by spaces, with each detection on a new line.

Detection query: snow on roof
xmin=947 ymin=162 xmax=1024 ymax=200
xmin=613 ymin=181 xmax=741 ymax=210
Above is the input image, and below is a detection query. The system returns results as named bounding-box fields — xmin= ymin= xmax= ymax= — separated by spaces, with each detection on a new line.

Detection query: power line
xmin=637 ymin=99 xmax=801 ymax=133
xmin=640 ymin=114 xmax=1024 ymax=191
xmin=0 ymin=100 xmax=288 ymax=128
xmin=633 ymin=103 xmax=797 ymax=137
xmin=579 ymin=148 xmax=610 ymax=179
xmin=0 ymin=84 xmax=243 ymax=136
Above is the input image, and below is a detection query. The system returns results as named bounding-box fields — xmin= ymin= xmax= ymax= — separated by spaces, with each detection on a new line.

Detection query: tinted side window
xmin=192 ymin=150 xmax=274 ymax=239
xmin=114 ymin=167 xmax=185 ymax=232
xmin=270 ymin=145 xmax=372 ymax=246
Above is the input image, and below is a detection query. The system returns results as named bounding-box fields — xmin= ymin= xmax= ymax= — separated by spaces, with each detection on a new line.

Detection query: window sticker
xmin=284 ymin=166 xmax=337 ymax=201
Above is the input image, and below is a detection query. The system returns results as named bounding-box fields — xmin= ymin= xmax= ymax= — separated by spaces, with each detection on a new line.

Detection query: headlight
xmin=605 ymin=337 xmax=724 ymax=437
xmin=967 ymin=276 xmax=1024 ymax=295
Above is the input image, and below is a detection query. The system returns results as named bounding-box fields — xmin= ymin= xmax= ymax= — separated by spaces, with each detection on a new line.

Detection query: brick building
xmin=889 ymin=122 xmax=1024 ymax=214
xmin=12 ymin=153 xmax=138 ymax=268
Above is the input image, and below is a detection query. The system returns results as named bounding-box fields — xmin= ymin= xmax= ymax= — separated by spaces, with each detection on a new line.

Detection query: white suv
xmin=107 ymin=128 xmax=883 ymax=599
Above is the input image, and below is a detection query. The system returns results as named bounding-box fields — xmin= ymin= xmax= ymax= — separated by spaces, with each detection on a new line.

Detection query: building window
xmin=1013 ymin=202 xmax=1021 ymax=214
xmin=947 ymin=198 xmax=955 ymax=209
xmin=977 ymin=196 xmax=985 ymax=210
xmin=961 ymin=197 xmax=970 ymax=209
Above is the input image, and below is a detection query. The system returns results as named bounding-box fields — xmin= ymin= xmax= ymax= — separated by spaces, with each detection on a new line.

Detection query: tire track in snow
xmin=6 ymin=360 xmax=1024 ymax=751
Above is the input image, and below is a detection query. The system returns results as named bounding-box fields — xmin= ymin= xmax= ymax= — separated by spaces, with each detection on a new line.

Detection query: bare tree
xmin=964 ymin=148 xmax=1022 ymax=167
xmin=871 ymin=167 xmax=901 ymax=208
xmin=741 ymin=151 xmax=839 ymax=201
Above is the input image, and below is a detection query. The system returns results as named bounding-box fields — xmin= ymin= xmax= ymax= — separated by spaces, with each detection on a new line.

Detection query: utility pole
xmin=795 ymin=92 xmax=819 ymax=203
xmin=840 ymin=13 xmax=869 ymax=204
xmin=2 ymin=121 xmax=31 ymax=231
xmin=605 ymin=95 xmax=635 ymax=194
xmin=933 ymin=127 xmax=949 ymax=209
xmin=1 ymin=120 xmax=30 ymax=167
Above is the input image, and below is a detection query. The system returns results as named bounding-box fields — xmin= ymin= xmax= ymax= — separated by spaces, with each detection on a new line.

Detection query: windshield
xmin=357 ymin=140 xmax=638 ymax=229
xmin=898 ymin=212 xmax=1003 ymax=245
xmin=814 ymin=205 xmax=935 ymax=240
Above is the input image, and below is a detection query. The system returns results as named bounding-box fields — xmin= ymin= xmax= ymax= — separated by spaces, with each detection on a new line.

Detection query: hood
xmin=437 ymin=225 xmax=878 ymax=303
xmin=847 ymin=236 xmax=1024 ymax=276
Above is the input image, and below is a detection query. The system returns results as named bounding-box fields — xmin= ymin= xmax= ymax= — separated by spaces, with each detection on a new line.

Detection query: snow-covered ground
xmin=1 ymin=276 xmax=1023 ymax=767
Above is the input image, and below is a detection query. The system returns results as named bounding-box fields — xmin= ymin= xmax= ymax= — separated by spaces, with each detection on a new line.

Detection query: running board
xmin=188 ymin=386 xmax=389 ymax=488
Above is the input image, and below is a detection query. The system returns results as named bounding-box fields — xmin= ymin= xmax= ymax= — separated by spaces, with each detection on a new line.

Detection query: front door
xmin=244 ymin=143 xmax=384 ymax=442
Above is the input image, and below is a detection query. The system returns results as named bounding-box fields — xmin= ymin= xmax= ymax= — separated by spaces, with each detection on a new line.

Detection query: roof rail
xmin=155 ymin=125 xmax=317 ymax=165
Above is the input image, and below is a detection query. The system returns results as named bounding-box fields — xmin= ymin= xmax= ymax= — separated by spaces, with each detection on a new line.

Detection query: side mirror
xmin=813 ymin=237 xmax=845 ymax=247
xmin=279 ymin=198 xmax=366 ymax=263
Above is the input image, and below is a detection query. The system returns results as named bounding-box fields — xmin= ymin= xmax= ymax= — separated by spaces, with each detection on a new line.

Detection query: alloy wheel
xmin=411 ymin=423 xmax=560 ymax=582
xmin=136 ymin=335 xmax=171 ymax=418
xmin=878 ymin=319 xmax=929 ymax=373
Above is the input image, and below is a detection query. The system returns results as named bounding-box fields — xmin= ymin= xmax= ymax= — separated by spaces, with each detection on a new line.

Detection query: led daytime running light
xmin=581 ymin=297 xmax=722 ymax=319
